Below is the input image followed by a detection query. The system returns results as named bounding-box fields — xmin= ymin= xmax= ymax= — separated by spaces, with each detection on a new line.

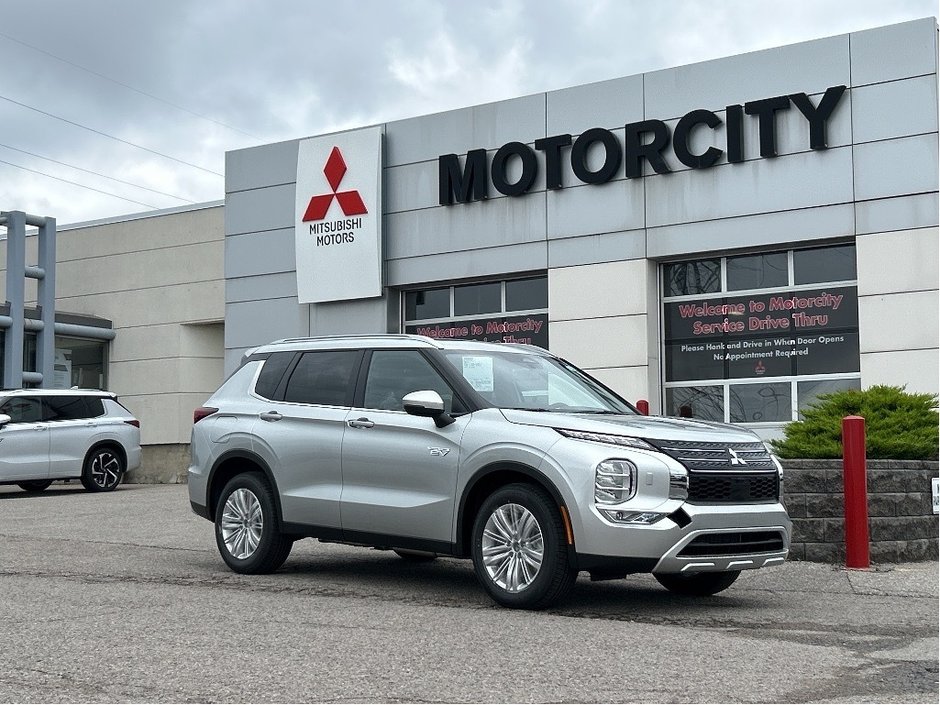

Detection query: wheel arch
xmin=84 ymin=439 xmax=127 ymax=471
xmin=207 ymin=450 xmax=283 ymax=523
xmin=456 ymin=462 xmax=572 ymax=559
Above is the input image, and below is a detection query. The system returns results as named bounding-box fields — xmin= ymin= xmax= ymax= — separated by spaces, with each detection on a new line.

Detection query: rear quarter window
xmin=254 ymin=352 xmax=295 ymax=399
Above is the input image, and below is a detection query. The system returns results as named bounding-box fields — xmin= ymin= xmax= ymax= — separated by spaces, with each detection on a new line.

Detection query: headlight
xmin=594 ymin=459 xmax=637 ymax=504
xmin=556 ymin=428 xmax=655 ymax=451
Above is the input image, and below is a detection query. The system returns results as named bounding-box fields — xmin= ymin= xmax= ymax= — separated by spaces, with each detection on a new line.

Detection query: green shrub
xmin=770 ymin=385 xmax=939 ymax=460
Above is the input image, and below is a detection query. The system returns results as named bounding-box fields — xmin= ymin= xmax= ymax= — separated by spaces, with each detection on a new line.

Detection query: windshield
xmin=442 ymin=349 xmax=636 ymax=414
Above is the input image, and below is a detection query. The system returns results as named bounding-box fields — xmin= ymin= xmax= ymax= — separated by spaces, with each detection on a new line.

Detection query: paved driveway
xmin=0 ymin=483 xmax=937 ymax=703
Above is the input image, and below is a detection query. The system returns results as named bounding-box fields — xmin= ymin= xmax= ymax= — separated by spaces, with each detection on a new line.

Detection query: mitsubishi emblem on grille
xmin=728 ymin=448 xmax=748 ymax=466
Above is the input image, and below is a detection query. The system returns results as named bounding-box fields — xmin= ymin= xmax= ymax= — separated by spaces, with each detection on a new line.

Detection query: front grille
xmin=678 ymin=531 xmax=785 ymax=557
xmin=646 ymin=439 xmax=776 ymax=472
xmin=687 ymin=472 xmax=779 ymax=503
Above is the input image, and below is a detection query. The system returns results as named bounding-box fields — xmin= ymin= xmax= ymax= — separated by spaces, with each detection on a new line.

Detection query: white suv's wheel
xmin=471 ymin=483 xmax=577 ymax=609
xmin=214 ymin=473 xmax=293 ymax=574
xmin=81 ymin=447 xmax=124 ymax=492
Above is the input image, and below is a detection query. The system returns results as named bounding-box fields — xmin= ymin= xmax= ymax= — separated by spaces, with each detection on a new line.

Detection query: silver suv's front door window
xmin=342 ymin=350 xmax=463 ymax=542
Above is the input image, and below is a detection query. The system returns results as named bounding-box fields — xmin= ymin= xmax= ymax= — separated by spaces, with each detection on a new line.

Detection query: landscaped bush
xmin=771 ymin=385 xmax=939 ymax=460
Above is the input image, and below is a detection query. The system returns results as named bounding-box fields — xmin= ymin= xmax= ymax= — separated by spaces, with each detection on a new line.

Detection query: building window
xmin=662 ymin=245 xmax=860 ymax=425
xmin=403 ymin=276 xmax=548 ymax=348
xmin=3 ymin=333 xmax=108 ymax=389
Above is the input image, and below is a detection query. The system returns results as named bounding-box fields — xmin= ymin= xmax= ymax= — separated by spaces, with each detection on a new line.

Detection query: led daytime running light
xmin=556 ymin=428 xmax=654 ymax=450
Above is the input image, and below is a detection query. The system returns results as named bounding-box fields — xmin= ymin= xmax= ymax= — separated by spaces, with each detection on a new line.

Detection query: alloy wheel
xmin=481 ymin=502 xmax=544 ymax=592
xmin=220 ymin=488 xmax=264 ymax=560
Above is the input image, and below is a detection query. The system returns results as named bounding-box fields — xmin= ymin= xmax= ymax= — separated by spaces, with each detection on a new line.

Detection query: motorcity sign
xmin=295 ymin=126 xmax=382 ymax=303
xmin=438 ymin=85 xmax=846 ymax=205
xmin=406 ymin=313 xmax=549 ymax=349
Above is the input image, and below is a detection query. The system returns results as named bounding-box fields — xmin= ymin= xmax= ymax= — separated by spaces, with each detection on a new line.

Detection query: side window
xmin=85 ymin=397 xmax=105 ymax=418
xmin=363 ymin=350 xmax=459 ymax=413
xmin=254 ymin=352 xmax=294 ymax=400
xmin=43 ymin=395 xmax=91 ymax=421
xmin=0 ymin=397 xmax=43 ymax=424
xmin=282 ymin=350 xmax=359 ymax=406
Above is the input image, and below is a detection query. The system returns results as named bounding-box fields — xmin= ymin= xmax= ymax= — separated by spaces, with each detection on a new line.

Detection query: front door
xmin=0 ymin=396 xmax=50 ymax=482
xmin=340 ymin=349 xmax=467 ymax=545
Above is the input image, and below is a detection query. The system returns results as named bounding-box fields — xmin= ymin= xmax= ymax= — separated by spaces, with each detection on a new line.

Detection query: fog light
xmin=600 ymin=510 xmax=666 ymax=524
xmin=594 ymin=459 xmax=637 ymax=504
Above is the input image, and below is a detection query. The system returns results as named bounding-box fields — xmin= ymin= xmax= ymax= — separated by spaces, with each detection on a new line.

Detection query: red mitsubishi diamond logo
xmin=302 ymin=147 xmax=368 ymax=221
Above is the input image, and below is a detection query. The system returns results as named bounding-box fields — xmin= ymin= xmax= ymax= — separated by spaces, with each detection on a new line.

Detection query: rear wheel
xmin=654 ymin=570 xmax=740 ymax=596
xmin=81 ymin=446 xmax=125 ymax=492
xmin=215 ymin=472 xmax=293 ymax=574
xmin=471 ymin=483 xmax=577 ymax=610
xmin=18 ymin=480 xmax=53 ymax=493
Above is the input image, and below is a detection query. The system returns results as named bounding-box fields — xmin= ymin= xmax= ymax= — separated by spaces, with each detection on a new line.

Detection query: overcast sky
xmin=0 ymin=0 xmax=935 ymax=225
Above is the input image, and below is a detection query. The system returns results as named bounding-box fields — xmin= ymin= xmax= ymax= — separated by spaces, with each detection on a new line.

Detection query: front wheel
xmin=215 ymin=472 xmax=293 ymax=574
xmin=654 ymin=570 xmax=740 ymax=596
xmin=18 ymin=480 xmax=53 ymax=493
xmin=81 ymin=447 xmax=125 ymax=492
xmin=471 ymin=483 xmax=577 ymax=610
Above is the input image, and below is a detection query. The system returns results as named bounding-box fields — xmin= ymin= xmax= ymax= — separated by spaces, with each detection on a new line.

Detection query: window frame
xmin=402 ymin=275 xmax=549 ymax=328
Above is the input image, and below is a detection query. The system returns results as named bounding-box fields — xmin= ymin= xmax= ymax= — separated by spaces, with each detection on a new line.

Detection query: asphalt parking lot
xmin=0 ymin=482 xmax=937 ymax=704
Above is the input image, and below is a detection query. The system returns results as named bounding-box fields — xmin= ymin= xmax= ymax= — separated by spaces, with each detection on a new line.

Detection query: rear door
xmin=340 ymin=349 xmax=467 ymax=545
xmin=251 ymin=349 xmax=362 ymax=529
xmin=44 ymin=395 xmax=100 ymax=478
xmin=0 ymin=396 xmax=50 ymax=482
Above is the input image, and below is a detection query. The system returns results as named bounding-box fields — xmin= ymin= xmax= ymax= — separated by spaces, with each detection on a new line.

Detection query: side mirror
xmin=402 ymin=390 xmax=455 ymax=428
xmin=0 ymin=413 xmax=10 ymax=428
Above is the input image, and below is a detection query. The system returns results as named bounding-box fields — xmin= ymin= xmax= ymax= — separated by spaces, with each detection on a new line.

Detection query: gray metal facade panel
xmin=850 ymin=18 xmax=938 ymax=86
xmin=386 ymin=241 xmax=547 ymax=288
xmin=310 ymin=297 xmax=390 ymax=335
xmin=225 ymin=298 xmax=309 ymax=349
xmin=851 ymin=76 xmax=939 ymax=144
xmin=226 ymin=271 xmax=298 ymax=303
xmin=226 ymin=139 xmax=300 ymax=193
xmin=855 ymin=193 xmax=940 ymax=235
xmin=546 ymin=178 xmax=644 ymax=239
xmin=384 ymin=93 xmax=546 ymax=166
xmin=225 ymin=229 xmax=296 ymax=278
xmin=225 ymin=184 xmax=295 ymax=236
xmin=384 ymin=160 xmax=440 ymax=214
xmin=385 ymin=192 xmax=547 ymax=260
xmin=546 ymin=75 xmax=644 ymax=135
xmin=644 ymin=34 xmax=850 ymax=118
xmin=547 ymin=229 xmax=646 ymax=268
xmin=853 ymin=133 xmax=939 ymax=201
xmin=646 ymin=203 xmax=856 ymax=260
xmin=645 ymin=146 xmax=854 ymax=227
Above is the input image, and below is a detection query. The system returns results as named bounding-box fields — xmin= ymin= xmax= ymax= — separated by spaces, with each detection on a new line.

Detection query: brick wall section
xmin=781 ymin=459 xmax=939 ymax=563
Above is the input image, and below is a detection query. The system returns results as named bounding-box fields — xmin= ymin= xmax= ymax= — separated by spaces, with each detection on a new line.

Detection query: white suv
xmin=0 ymin=389 xmax=141 ymax=493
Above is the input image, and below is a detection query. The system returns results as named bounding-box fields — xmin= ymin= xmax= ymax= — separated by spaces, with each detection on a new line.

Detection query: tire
xmin=214 ymin=472 xmax=293 ymax=574
xmin=18 ymin=480 xmax=53 ymax=493
xmin=471 ymin=483 xmax=577 ymax=610
xmin=393 ymin=549 xmax=437 ymax=563
xmin=654 ymin=570 xmax=741 ymax=596
xmin=81 ymin=446 xmax=125 ymax=492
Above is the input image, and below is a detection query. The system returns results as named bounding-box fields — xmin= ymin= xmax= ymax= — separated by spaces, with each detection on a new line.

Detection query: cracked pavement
xmin=0 ymin=483 xmax=937 ymax=703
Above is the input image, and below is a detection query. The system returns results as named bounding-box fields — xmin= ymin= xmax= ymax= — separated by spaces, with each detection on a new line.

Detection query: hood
xmin=498 ymin=409 xmax=762 ymax=444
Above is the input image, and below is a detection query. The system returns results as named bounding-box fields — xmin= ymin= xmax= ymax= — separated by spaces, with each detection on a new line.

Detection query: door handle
xmin=347 ymin=417 xmax=374 ymax=429
xmin=259 ymin=411 xmax=283 ymax=422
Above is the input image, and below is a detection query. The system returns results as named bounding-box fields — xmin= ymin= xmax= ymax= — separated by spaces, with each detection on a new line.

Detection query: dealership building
xmin=3 ymin=18 xmax=937 ymax=478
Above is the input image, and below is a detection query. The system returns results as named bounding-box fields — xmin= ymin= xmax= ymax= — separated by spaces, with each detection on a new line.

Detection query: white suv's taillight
xmin=193 ymin=407 xmax=219 ymax=424
xmin=594 ymin=459 xmax=637 ymax=504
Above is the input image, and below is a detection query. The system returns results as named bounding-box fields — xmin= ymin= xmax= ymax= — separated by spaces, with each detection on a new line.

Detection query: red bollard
xmin=842 ymin=415 xmax=870 ymax=569
xmin=636 ymin=399 xmax=649 ymax=415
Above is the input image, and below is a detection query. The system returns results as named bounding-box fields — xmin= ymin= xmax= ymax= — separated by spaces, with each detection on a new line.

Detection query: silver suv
xmin=0 ymin=389 xmax=141 ymax=493
xmin=188 ymin=335 xmax=790 ymax=609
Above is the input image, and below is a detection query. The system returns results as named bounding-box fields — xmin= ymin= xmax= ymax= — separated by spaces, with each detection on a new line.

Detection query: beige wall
xmin=2 ymin=204 xmax=225 ymax=445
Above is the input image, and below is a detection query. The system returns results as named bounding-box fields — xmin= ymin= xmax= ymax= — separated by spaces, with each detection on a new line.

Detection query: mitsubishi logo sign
xmin=728 ymin=448 xmax=748 ymax=466
xmin=294 ymin=126 xmax=383 ymax=304
xmin=302 ymin=147 xmax=368 ymax=222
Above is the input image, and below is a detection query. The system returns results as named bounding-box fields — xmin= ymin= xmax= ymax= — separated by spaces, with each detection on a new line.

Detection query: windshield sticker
xmin=462 ymin=356 xmax=494 ymax=392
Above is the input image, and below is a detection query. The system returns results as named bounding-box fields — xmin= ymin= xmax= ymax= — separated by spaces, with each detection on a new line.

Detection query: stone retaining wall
xmin=781 ymin=459 xmax=939 ymax=563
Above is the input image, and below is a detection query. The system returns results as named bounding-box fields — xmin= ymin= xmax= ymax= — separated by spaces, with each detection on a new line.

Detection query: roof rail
xmin=268 ymin=333 xmax=432 ymax=345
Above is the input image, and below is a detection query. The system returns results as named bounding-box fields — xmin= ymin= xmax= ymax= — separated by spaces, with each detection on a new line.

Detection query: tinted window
xmin=794 ymin=245 xmax=856 ymax=284
xmin=255 ymin=352 xmax=294 ymax=399
xmin=454 ymin=282 xmax=501 ymax=315
xmin=282 ymin=351 xmax=359 ymax=406
xmin=405 ymin=288 xmax=449 ymax=320
xmin=665 ymin=386 xmax=724 ymax=422
xmin=0 ymin=397 xmax=43 ymax=423
xmin=44 ymin=395 xmax=93 ymax=421
xmin=363 ymin=350 xmax=458 ymax=413
xmin=729 ymin=383 xmax=791 ymax=423
xmin=663 ymin=260 xmax=721 ymax=297
xmin=727 ymin=252 xmax=788 ymax=291
xmin=85 ymin=397 xmax=105 ymax=417
xmin=505 ymin=277 xmax=548 ymax=311
xmin=797 ymin=378 xmax=861 ymax=417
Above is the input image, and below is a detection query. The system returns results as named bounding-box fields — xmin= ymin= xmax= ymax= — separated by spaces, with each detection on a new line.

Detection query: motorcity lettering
xmin=679 ymin=291 xmax=845 ymax=335
xmin=414 ymin=317 xmax=544 ymax=339
xmin=309 ymin=217 xmax=362 ymax=246
xmin=439 ymin=85 xmax=846 ymax=204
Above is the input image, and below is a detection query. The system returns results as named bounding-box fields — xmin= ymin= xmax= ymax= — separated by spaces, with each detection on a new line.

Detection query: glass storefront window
xmin=662 ymin=260 xmax=720 ymax=297
xmin=727 ymin=252 xmax=788 ymax=291
xmin=665 ymin=386 xmax=724 ymax=422
xmin=797 ymin=378 xmax=862 ymax=418
xmin=506 ymin=277 xmax=548 ymax=312
xmin=0 ymin=332 xmax=107 ymax=389
xmin=454 ymin=282 xmax=501 ymax=315
xmin=404 ymin=288 xmax=449 ymax=320
xmin=729 ymin=382 xmax=792 ymax=423
xmin=794 ymin=244 xmax=857 ymax=284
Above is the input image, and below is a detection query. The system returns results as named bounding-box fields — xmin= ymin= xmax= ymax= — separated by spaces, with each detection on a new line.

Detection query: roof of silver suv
xmin=253 ymin=334 xmax=550 ymax=355
xmin=0 ymin=388 xmax=116 ymax=398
